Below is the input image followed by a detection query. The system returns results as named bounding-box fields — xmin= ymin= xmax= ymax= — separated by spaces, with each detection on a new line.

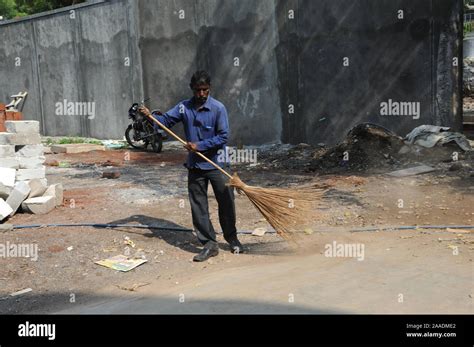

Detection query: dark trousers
xmin=188 ymin=168 xmax=237 ymax=247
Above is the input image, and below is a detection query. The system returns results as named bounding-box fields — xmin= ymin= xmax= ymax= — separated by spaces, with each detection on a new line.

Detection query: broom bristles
xmin=228 ymin=173 xmax=325 ymax=240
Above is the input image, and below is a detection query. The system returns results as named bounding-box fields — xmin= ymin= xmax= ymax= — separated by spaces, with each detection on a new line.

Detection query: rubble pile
xmin=256 ymin=123 xmax=473 ymax=174
xmin=309 ymin=124 xmax=406 ymax=172
xmin=0 ymin=121 xmax=63 ymax=222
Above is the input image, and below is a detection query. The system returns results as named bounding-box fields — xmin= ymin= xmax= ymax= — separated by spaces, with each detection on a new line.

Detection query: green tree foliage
xmin=0 ymin=0 xmax=21 ymax=19
xmin=0 ymin=0 xmax=85 ymax=20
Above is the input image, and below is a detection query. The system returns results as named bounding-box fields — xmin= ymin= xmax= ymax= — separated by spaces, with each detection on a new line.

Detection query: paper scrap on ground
xmin=252 ymin=227 xmax=267 ymax=236
xmin=124 ymin=236 xmax=135 ymax=248
xmin=10 ymin=288 xmax=32 ymax=297
xmin=304 ymin=228 xmax=314 ymax=235
xmin=95 ymin=255 xmax=147 ymax=272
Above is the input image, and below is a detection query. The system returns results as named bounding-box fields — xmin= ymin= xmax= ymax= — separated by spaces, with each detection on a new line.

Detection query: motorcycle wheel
xmin=150 ymin=134 xmax=163 ymax=153
xmin=144 ymin=123 xmax=163 ymax=153
xmin=125 ymin=124 xmax=148 ymax=149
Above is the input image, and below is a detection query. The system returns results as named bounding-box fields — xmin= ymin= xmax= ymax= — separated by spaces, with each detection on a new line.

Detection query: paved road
xmin=56 ymin=230 xmax=473 ymax=314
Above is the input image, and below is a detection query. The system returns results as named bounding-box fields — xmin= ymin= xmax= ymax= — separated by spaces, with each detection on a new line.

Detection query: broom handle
xmin=146 ymin=114 xmax=233 ymax=179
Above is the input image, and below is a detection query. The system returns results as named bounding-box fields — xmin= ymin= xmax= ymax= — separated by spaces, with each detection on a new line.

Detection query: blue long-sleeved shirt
xmin=152 ymin=96 xmax=229 ymax=170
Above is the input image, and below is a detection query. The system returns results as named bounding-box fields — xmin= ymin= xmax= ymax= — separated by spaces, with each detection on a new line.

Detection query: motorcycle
xmin=125 ymin=101 xmax=167 ymax=152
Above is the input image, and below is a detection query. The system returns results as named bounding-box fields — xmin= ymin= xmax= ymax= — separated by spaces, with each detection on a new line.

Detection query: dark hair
xmin=190 ymin=70 xmax=211 ymax=88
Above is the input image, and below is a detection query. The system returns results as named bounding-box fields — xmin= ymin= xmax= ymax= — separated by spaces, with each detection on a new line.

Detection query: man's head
xmin=190 ymin=70 xmax=211 ymax=105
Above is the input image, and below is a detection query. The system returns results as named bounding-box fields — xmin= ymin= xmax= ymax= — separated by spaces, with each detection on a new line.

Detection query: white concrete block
xmin=23 ymin=179 xmax=48 ymax=190
xmin=0 ymin=145 xmax=15 ymax=157
xmin=0 ymin=198 xmax=14 ymax=221
xmin=6 ymin=181 xmax=31 ymax=215
xmin=21 ymin=196 xmax=55 ymax=215
xmin=12 ymin=133 xmax=41 ymax=145
xmin=16 ymin=167 xmax=45 ymax=181
xmin=43 ymin=183 xmax=63 ymax=206
xmin=26 ymin=178 xmax=47 ymax=186
xmin=0 ymin=157 xmax=20 ymax=169
xmin=0 ymin=168 xmax=15 ymax=187
xmin=0 ymin=223 xmax=13 ymax=232
xmin=17 ymin=156 xmax=45 ymax=169
xmin=0 ymin=183 xmax=12 ymax=199
xmin=0 ymin=133 xmax=41 ymax=145
xmin=5 ymin=121 xmax=40 ymax=134
xmin=27 ymin=178 xmax=48 ymax=198
xmin=15 ymin=144 xmax=44 ymax=157
xmin=0 ymin=133 xmax=15 ymax=145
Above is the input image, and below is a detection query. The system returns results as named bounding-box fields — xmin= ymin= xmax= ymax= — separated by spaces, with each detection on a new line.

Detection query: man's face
xmin=192 ymin=83 xmax=210 ymax=105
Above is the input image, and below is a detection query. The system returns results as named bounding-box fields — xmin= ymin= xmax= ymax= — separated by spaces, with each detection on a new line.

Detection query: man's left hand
xmin=184 ymin=142 xmax=198 ymax=152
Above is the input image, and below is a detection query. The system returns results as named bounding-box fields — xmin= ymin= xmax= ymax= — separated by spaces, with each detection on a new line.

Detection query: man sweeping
xmin=139 ymin=70 xmax=244 ymax=262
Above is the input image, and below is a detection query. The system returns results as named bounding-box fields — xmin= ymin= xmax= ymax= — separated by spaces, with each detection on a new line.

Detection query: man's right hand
xmin=184 ymin=142 xmax=198 ymax=152
xmin=138 ymin=106 xmax=151 ymax=116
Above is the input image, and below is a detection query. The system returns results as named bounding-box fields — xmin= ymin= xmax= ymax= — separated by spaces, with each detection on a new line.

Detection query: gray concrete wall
xmin=0 ymin=0 xmax=141 ymax=139
xmin=0 ymin=0 xmax=462 ymax=146
xmin=138 ymin=0 xmax=282 ymax=145
xmin=277 ymin=0 xmax=462 ymax=144
xmin=0 ymin=20 xmax=41 ymax=127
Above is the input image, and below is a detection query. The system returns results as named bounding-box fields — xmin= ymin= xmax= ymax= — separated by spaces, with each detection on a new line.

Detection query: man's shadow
xmin=102 ymin=215 xmax=202 ymax=254
xmin=102 ymin=215 xmax=289 ymax=256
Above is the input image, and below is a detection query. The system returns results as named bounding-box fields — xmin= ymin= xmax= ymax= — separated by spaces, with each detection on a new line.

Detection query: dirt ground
xmin=0 ymin=141 xmax=473 ymax=314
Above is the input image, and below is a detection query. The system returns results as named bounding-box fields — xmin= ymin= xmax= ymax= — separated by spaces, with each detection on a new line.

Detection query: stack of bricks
xmin=0 ymin=103 xmax=23 ymax=132
xmin=0 ymin=120 xmax=60 ymax=221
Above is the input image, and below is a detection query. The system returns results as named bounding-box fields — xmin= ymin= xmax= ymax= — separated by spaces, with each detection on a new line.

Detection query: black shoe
xmin=193 ymin=247 xmax=219 ymax=262
xmin=228 ymin=239 xmax=245 ymax=254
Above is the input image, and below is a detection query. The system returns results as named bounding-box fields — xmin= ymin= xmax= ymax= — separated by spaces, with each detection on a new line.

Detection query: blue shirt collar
xmin=192 ymin=96 xmax=212 ymax=111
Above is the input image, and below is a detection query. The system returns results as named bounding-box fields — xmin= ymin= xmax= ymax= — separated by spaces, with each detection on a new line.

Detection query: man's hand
xmin=138 ymin=106 xmax=151 ymax=117
xmin=184 ymin=142 xmax=198 ymax=152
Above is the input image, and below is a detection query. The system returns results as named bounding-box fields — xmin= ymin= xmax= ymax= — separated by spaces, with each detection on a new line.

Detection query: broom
xmin=146 ymin=114 xmax=325 ymax=240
